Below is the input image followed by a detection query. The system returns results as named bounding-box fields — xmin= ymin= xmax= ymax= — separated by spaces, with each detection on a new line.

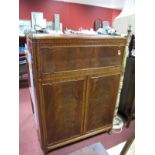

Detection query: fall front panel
xmin=39 ymin=46 xmax=124 ymax=74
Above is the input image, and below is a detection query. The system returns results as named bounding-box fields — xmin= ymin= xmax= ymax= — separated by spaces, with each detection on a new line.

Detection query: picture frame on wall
xmin=19 ymin=20 xmax=31 ymax=35
xmin=54 ymin=14 xmax=60 ymax=31
xmin=31 ymin=12 xmax=44 ymax=29
xmin=46 ymin=21 xmax=54 ymax=30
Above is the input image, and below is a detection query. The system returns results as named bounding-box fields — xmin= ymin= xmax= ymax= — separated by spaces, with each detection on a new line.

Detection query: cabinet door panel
xmin=85 ymin=74 xmax=120 ymax=132
xmin=42 ymin=79 xmax=85 ymax=144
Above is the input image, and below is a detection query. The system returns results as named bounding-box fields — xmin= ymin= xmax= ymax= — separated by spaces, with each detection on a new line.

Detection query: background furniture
xmin=118 ymin=35 xmax=135 ymax=127
xmin=19 ymin=36 xmax=28 ymax=86
xmin=27 ymin=35 xmax=127 ymax=154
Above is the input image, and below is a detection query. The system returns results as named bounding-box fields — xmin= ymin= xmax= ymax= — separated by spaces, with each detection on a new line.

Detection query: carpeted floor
xmin=19 ymin=87 xmax=135 ymax=155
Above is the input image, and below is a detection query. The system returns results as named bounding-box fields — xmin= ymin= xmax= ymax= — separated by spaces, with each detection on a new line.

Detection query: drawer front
xmin=38 ymin=46 xmax=124 ymax=75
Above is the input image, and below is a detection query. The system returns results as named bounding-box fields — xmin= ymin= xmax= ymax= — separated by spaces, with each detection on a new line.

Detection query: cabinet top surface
xmin=28 ymin=34 xmax=127 ymax=40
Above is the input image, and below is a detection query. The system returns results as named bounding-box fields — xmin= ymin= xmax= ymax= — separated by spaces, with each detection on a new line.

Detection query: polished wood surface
xmin=39 ymin=46 xmax=124 ymax=74
xmin=42 ymin=78 xmax=86 ymax=144
xmin=85 ymin=74 xmax=120 ymax=133
xmin=27 ymin=35 xmax=127 ymax=154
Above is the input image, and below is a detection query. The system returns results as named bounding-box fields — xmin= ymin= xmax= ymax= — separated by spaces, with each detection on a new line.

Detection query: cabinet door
xmin=85 ymin=74 xmax=120 ymax=133
xmin=41 ymin=79 xmax=86 ymax=144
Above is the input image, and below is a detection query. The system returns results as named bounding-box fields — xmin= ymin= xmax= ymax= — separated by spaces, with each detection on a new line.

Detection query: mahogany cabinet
xmin=26 ymin=34 xmax=127 ymax=154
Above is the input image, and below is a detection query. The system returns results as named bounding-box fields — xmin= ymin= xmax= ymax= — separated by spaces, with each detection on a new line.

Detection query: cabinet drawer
xmin=38 ymin=46 xmax=124 ymax=75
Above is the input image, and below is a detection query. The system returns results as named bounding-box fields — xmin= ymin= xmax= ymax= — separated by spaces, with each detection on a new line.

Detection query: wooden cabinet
xmin=27 ymin=35 xmax=127 ymax=154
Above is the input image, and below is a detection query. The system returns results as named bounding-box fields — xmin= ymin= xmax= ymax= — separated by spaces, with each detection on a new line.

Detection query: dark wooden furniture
xmin=26 ymin=34 xmax=127 ymax=154
xmin=118 ymin=35 xmax=135 ymax=127
xmin=19 ymin=35 xmax=28 ymax=87
xmin=19 ymin=35 xmax=26 ymax=46
xmin=118 ymin=56 xmax=135 ymax=127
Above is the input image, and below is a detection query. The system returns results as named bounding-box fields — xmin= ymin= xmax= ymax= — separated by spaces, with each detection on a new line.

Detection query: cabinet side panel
xmin=42 ymin=79 xmax=85 ymax=144
xmin=26 ymin=39 xmax=47 ymax=149
xmin=85 ymin=74 xmax=120 ymax=132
